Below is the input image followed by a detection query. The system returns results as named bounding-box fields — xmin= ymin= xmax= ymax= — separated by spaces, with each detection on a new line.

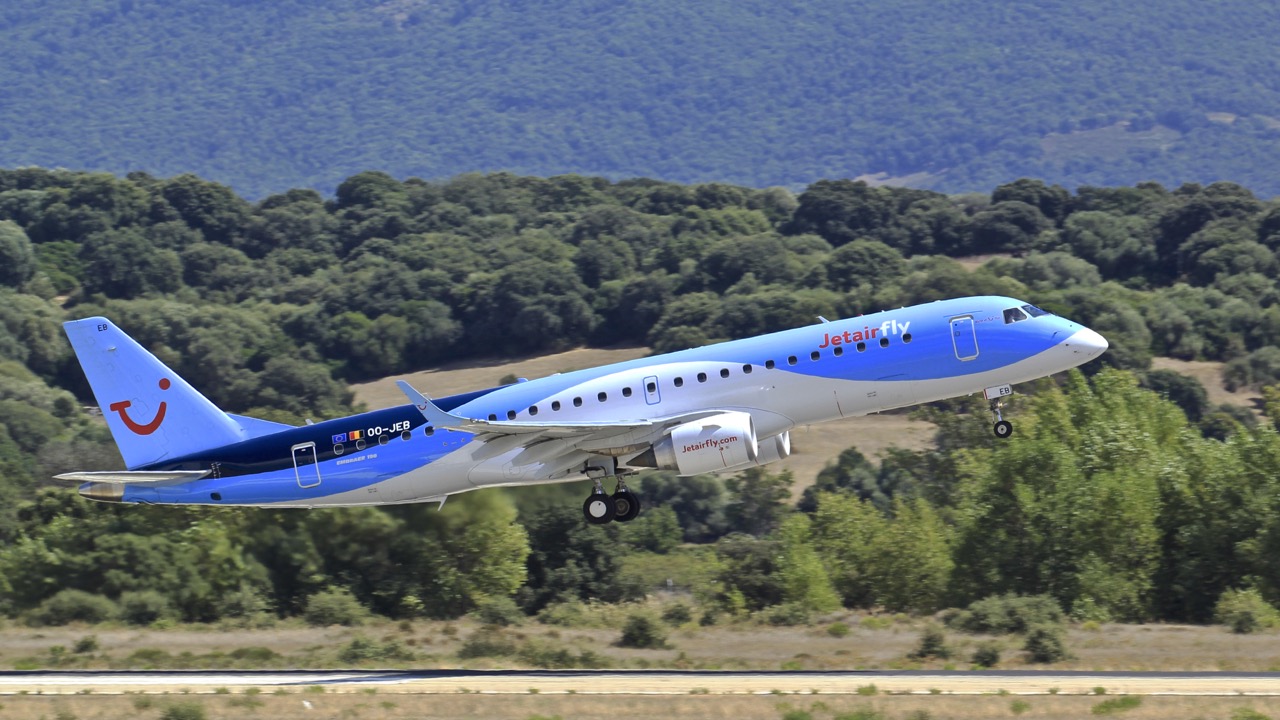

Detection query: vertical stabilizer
xmin=63 ymin=317 xmax=246 ymax=469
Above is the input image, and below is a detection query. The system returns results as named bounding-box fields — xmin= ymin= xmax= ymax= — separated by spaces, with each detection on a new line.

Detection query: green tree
xmin=0 ymin=221 xmax=36 ymax=287
xmin=724 ymin=467 xmax=794 ymax=537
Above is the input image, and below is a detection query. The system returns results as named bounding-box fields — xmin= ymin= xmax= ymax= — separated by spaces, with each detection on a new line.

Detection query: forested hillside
xmin=2 ymin=168 xmax=1280 ymax=634
xmin=3 ymin=0 xmax=1280 ymax=197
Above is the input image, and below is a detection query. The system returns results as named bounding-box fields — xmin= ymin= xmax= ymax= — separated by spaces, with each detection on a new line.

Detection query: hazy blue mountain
xmin=3 ymin=0 xmax=1279 ymax=198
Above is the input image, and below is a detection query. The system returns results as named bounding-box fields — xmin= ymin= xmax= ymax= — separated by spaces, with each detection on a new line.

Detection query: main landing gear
xmin=582 ymin=474 xmax=642 ymax=525
xmin=990 ymin=397 xmax=1014 ymax=439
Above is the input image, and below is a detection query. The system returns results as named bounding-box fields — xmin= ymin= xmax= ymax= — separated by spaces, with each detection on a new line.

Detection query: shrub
xmin=28 ymin=590 xmax=118 ymax=626
xmin=228 ymin=647 xmax=281 ymax=664
xmin=661 ymin=603 xmax=693 ymax=625
xmin=536 ymin=601 xmax=590 ymax=627
xmin=1091 ymin=696 xmax=1142 ymax=715
xmin=302 ymin=588 xmax=367 ymax=627
xmin=472 ymin=596 xmax=524 ymax=627
xmin=338 ymin=636 xmax=415 ymax=664
xmin=835 ymin=706 xmax=884 ymax=719
xmin=762 ymin=602 xmax=811 ymax=627
xmin=970 ymin=640 xmax=1001 ymax=667
xmin=160 ymin=702 xmax=206 ymax=720
xmin=1214 ymin=588 xmax=1280 ymax=634
xmin=118 ymin=591 xmax=177 ymax=626
xmin=826 ymin=622 xmax=851 ymax=638
xmin=73 ymin=636 xmax=99 ymax=654
xmin=1011 ymin=699 xmax=1030 ymax=715
xmin=946 ymin=594 xmax=1064 ymax=634
xmin=1023 ymin=624 xmax=1070 ymax=663
xmin=618 ymin=611 xmax=669 ymax=649
xmin=908 ymin=624 xmax=952 ymax=660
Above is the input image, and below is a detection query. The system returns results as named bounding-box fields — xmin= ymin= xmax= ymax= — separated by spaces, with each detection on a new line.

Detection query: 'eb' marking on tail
xmin=109 ymin=378 xmax=171 ymax=435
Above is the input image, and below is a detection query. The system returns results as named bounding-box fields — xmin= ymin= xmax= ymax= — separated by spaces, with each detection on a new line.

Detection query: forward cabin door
xmin=292 ymin=441 xmax=322 ymax=488
xmin=643 ymin=375 xmax=662 ymax=405
xmin=950 ymin=315 xmax=979 ymax=361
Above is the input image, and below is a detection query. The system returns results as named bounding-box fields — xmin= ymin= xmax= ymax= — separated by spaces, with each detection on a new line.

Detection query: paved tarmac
xmin=3 ymin=669 xmax=1280 ymax=695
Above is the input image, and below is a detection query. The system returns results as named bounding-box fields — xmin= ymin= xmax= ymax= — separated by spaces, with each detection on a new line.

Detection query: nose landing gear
xmin=990 ymin=398 xmax=1014 ymax=438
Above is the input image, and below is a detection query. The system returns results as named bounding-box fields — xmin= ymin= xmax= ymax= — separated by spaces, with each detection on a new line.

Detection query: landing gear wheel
xmin=583 ymin=493 xmax=615 ymax=524
xmin=993 ymin=420 xmax=1014 ymax=438
xmin=612 ymin=489 xmax=642 ymax=523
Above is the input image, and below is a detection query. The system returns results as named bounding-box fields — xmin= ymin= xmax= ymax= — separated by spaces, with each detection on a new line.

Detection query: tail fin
xmin=64 ymin=317 xmax=249 ymax=469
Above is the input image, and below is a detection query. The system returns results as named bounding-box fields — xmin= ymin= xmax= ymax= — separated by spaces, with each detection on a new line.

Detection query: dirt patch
xmin=1150 ymin=356 xmax=1262 ymax=413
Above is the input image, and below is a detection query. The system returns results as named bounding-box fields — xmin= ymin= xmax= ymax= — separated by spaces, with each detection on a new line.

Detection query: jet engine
xmin=715 ymin=431 xmax=791 ymax=474
xmin=628 ymin=411 xmax=758 ymax=476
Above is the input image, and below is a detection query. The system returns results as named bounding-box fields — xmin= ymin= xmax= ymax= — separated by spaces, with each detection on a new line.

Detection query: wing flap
xmin=54 ymin=470 xmax=211 ymax=485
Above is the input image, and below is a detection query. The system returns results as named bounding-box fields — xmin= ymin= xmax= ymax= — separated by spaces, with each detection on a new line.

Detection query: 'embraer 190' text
xmin=682 ymin=436 xmax=739 ymax=454
xmin=818 ymin=319 xmax=911 ymax=348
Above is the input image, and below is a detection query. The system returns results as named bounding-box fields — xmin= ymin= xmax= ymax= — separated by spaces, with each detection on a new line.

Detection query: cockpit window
xmin=1022 ymin=304 xmax=1051 ymax=317
xmin=1003 ymin=307 xmax=1029 ymax=324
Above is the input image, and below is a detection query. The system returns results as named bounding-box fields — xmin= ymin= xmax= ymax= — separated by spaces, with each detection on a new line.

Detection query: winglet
xmin=396 ymin=380 xmax=468 ymax=429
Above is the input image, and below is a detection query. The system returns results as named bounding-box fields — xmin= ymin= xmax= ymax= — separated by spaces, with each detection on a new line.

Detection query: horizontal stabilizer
xmin=54 ymin=470 xmax=210 ymax=485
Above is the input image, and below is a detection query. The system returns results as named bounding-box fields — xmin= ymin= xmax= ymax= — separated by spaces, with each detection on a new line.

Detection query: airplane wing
xmin=396 ymin=380 xmax=721 ymax=462
xmin=54 ymin=470 xmax=211 ymax=485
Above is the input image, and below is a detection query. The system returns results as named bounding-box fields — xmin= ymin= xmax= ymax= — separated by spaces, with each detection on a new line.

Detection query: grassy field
xmin=5 ymin=692 xmax=1280 ymax=720
xmin=3 ymin=614 xmax=1278 ymax=674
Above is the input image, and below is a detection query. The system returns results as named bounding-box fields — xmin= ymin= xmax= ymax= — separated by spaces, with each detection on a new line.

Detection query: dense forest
xmin=4 ymin=0 xmax=1280 ymax=197
xmin=2 ymin=167 xmax=1280 ymax=637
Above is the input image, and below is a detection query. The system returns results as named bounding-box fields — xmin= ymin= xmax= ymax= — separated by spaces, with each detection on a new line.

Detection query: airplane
xmin=58 ymin=296 xmax=1107 ymax=524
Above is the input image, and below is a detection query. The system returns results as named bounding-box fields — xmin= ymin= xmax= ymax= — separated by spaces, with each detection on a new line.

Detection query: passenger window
xmin=902 ymin=333 xmax=912 ymax=343
xmin=401 ymin=430 xmax=412 ymax=441
xmin=697 ymin=372 xmax=708 ymax=382
xmin=552 ymin=401 xmax=561 ymax=411
xmin=765 ymin=360 xmax=776 ymax=370
xmin=506 ymin=410 xmax=516 ymax=420
xmin=788 ymin=356 xmax=798 ymax=365
xmin=674 ymin=377 xmax=684 ymax=388
xmin=622 ymin=387 xmax=633 ymax=397
xmin=424 ymin=427 xmax=435 ymax=436
xmin=488 ymin=413 xmax=498 ymax=421
xmin=334 ymin=443 xmax=344 ymax=455
xmin=598 ymin=391 xmax=607 ymax=402
xmin=720 ymin=368 xmax=730 ymax=378
xmin=856 ymin=342 xmax=866 ymax=352
xmin=833 ymin=346 xmax=843 ymax=357
xmin=742 ymin=364 xmax=752 ymax=374
xmin=646 ymin=382 xmax=657 ymax=393
xmin=811 ymin=351 xmax=820 ymax=361
xmin=573 ymin=397 xmax=583 ymax=407
xmin=1003 ymin=307 xmax=1029 ymax=324
xmin=378 ymin=434 xmax=389 ymax=446
xmin=529 ymin=406 xmax=539 ymax=416
xmin=879 ymin=337 xmax=889 ymax=348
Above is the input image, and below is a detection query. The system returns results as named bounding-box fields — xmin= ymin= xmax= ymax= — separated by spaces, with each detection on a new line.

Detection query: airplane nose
xmin=1064 ymin=327 xmax=1109 ymax=357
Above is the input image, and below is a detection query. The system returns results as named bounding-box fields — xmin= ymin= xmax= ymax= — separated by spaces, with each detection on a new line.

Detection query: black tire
xmin=583 ymin=493 xmax=615 ymax=524
xmin=612 ymin=489 xmax=642 ymax=523
xmin=994 ymin=420 xmax=1014 ymax=438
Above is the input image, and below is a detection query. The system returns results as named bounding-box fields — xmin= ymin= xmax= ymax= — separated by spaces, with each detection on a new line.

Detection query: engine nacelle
xmin=714 ymin=431 xmax=791 ymax=475
xmin=632 ymin=411 xmax=758 ymax=476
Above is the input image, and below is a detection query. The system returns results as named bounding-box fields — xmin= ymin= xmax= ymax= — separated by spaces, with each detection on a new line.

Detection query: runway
xmin=3 ymin=669 xmax=1280 ymax=696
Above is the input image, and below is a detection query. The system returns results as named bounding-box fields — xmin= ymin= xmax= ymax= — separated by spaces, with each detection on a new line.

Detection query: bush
xmin=302 ymin=588 xmax=367 ymax=627
xmin=1023 ymin=624 xmax=1071 ymax=663
xmin=970 ymin=640 xmax=1001 ymax=668
xmin=762 ymin=602 xmax=811 ymax=627
xmin=160 ymin=702 xmax=206 ymax=720
xmin=536 ymin=601 xmax=590 ymax=628
xmin=338 ymin=636 xmax=415 ymax=664
xmin=946 ymin=594 xmax=1064 ymax=634
xmin=1091 ymin=696 xmax=1141 ymax=715
xmin=28 ymin=590 xmax=118 ymax=626
xmin=118 ymin=590 xmax=177 ymax=626
xmin=661 ymin=603 xmax=693 ymax=625
xmin=908 ymin=624 xmax=952 ymax=660
xmin=1214 ymin=588 xmax=1280 ymax=634
xmin=618 ymin=611 xmax=669 ymax=649
xmin=73 ymin=636 xmax=99 ymax=654
xmin=827 ymin=622 xmax=851 ymax=638
xmin=472 ymin=596 xmax=524 ymax=627
xmin=228 ymin=647 xmax=281 ymax=664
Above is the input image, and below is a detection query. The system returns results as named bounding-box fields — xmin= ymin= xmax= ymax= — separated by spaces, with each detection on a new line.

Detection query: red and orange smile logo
xmin=109 ymin=378 xmax=170 ymax=435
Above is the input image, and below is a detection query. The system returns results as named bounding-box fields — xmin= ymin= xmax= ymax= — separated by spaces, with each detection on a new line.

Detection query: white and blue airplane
xmin=59 ymin=296 xmax=1106 ymax=523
